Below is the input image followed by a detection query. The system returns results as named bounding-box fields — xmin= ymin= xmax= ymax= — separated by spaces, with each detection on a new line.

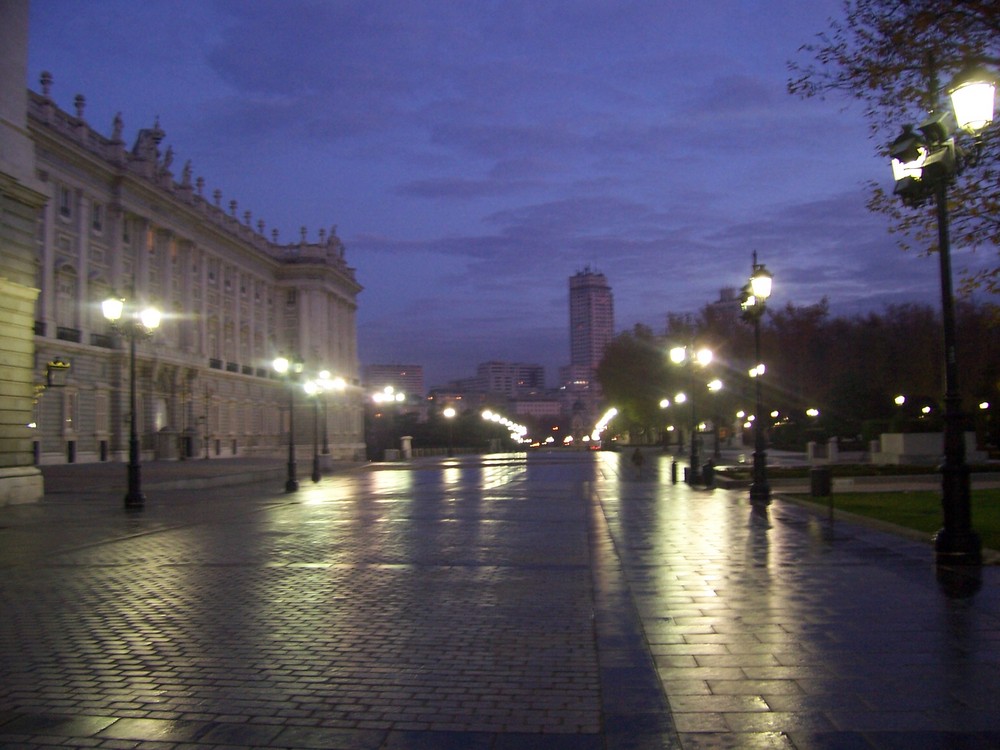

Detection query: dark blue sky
xmin=27 ymin=1 xmax=992 ymax=388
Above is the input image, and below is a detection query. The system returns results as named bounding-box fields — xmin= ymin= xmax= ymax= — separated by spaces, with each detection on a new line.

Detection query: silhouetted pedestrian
xmin=631 ymin=448 xmax=645 ymax=479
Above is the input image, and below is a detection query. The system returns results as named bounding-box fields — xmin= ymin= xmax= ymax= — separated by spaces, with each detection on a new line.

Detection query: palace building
xmin=24 ymin=72 xmax=365 ymax=468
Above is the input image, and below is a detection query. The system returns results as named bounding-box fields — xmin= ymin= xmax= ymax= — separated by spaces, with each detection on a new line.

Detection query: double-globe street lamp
xmin=888 ymin=65 xmax=995 ymax=567
xmin=303 ymin=379 xmax=323 ymax=483
xmin=669 ymin=345 xmax=713 ymax=484
xmin=303 ymin=372 xmax=346 ymax=482
xmin=273 ymin=355 xmax=304 ymax=493
xmin=102 ymin=294 xmax=161 ymax=510
xmin=740 ymin=253 xmax=773 ymax=514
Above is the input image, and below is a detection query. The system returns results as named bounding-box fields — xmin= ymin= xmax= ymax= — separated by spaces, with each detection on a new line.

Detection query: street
xmin=1 ymin=451 xmax=998 ymax=749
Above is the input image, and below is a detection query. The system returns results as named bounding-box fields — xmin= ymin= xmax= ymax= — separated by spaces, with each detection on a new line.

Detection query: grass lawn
xmin=792 ymin=489 xmax=1000 ymax=552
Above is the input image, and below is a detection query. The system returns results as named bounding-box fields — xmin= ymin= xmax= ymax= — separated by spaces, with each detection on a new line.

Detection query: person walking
xmin=631 ymin=447 xmax=645 ymax=479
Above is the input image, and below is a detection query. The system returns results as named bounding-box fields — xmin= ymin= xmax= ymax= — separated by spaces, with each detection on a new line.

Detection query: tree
xmin=788 ymin=0 xmax=1000 ymax=293
xmin=595 ymin=324 xmax=674 ymax=443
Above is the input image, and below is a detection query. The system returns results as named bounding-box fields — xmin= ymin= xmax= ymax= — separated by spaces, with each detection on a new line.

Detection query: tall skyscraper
xmin=562 ymin=268 xmax=614 ymax=436
xmin=569 ymin=267 xmax=614 ymax=372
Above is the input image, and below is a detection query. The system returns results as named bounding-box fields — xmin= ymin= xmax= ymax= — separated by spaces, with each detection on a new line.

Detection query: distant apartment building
xmin=705 ymin=287 xmax=743 ymax=328
xmin=510 ymin=396 xmax=562 ymax=421
xmin=562 ymin=267 xmax=614 ymax=427
xmin=442 ymin=361 xmax=545 ymax=399
xmin=569 ymin=266 xmax=614 ymax=373
xmin=364 ymin=364 xmax=425 ymax=398
xmin=476 ymin=361 xmax=545 ymax=397
xmin=23 ymin=71 xmax=364 ymax=466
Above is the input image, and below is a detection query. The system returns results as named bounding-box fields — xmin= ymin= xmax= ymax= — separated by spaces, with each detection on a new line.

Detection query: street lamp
xmin=707 ymin=379 xmax=724 ymax=459
xmin=303 ymin=379 xmax=323 ymax=482
xmin=740 ymin=252 xmax=772 ymax=513
xmin=670 ymin=345 xmax=713 ymax=484
xmin=273 ymin=355 xmax=303 ymax=492
xmin=443 ymin=406 xmax=457 ymax=457
xmin=316 ymin=371 xmax=346 ymax=457
xmin=102 ymin=294 xmax=161 ymax=510
xmin=888 ymin=64 xmax=995 ymax=567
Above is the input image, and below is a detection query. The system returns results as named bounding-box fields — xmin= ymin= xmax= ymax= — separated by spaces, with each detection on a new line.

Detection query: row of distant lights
xmin=575 ymin=396 xmax=996 ymax=447
xmin=588 ymin=407 xmax=619 ymax=444
xmin=895 ymin=395 xmax=991 ymax=412
xmin=481 ymin=410 xmax=529 ymax=442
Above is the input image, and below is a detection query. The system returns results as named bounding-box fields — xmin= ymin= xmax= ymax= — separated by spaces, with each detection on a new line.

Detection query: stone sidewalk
xmin=0 ymin=452 xmax=997 ymax=749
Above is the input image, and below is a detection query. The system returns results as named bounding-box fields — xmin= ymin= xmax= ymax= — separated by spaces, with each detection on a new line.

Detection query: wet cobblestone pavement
xmin=0 ymin=451 xmax=998 ymax=748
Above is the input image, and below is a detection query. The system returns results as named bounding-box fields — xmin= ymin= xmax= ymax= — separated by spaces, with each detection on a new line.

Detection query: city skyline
xmin=26 ymin=1 xmax=996 ymax=387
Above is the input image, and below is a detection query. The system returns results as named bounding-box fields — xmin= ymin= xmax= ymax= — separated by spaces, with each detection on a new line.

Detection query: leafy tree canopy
xmin=788 ymin=0 xmax=1000 ymax=293
xmin=595 ymin=324 xmax=672 ymax=441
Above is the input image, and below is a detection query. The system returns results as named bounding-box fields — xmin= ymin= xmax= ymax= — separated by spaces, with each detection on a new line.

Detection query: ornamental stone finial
xmin=40 ymin=71 xmax=53 ymax=97
xmin=74 ymin=94 xmax=86 ymax=119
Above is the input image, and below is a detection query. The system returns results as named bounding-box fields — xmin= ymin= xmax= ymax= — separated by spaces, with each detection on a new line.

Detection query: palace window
xmin=58 ymin=186 xmax=72 ymax=219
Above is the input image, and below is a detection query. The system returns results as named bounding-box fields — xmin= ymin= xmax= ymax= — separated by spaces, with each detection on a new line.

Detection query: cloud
xmin=31 ymin=0 xmax=962 ymax=392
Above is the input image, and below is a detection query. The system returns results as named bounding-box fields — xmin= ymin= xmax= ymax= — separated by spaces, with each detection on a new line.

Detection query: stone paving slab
xmin=1 ymin=451 xmax=999 ymax=749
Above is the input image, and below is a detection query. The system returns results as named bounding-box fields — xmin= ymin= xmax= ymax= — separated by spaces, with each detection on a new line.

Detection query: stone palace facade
xmin=26 ymin=74 xmax=365 ymax=467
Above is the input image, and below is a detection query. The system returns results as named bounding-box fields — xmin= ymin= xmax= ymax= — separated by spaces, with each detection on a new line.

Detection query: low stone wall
xmin=0 ymin=466 xmax=43 ymax=505
xmin=875 ymin=432 xmax=985 ymax=465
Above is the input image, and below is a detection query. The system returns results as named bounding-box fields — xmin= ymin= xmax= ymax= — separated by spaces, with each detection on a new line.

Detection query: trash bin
xmin=810 ymin=467 xmax=832 ymax=497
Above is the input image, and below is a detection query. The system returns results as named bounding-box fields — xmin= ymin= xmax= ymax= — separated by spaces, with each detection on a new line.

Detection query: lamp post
xmin=740 ymin=252 xmax=772 ymax=513
xmin=888 ymin=65 xmax=994 ymax=567
xmin=707 ymin=379 xmax=724 ymax=460
xmin=316 ymin=371 xmax=342 ymax=457
xmin=273 ymin=356 xmax=302 ymax=492
xmin=443 ymin=406 xmax=456 ymax=457
xmin=669 ymin=345 xmax=713 ymax=484
xmin=304 ymin=379 xmax=322 ymax=482
xmin=102 ymin=295 xmax=161 ymax=510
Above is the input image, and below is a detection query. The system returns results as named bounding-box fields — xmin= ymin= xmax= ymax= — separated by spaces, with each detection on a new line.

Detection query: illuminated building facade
xmin=25 ymin=73 xmax=365 ymax=466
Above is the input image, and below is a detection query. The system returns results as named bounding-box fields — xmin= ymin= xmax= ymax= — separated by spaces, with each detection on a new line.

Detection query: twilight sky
xmin=26 ymin=0 xmax=992 ymax=389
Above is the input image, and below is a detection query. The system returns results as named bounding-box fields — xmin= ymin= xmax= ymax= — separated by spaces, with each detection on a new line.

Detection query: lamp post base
xmin=934 ymin=528 xmax=982 ymax=567
xmin=124 ymin=492 xmax=145 ymax=510
xmin=749 ymin=447 xmax=770 ymax=509
xmin=285 ymin=461 xmax=299 ymax=493
xmin=124 ymin=458 xmax=144 ymax=510
xmin=749 ymin=487 xmax=771 ymax=508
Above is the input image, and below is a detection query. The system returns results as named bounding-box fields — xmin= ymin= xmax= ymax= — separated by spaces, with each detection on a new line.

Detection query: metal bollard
xmin=671 ymin=460 xmax=678 ymax=484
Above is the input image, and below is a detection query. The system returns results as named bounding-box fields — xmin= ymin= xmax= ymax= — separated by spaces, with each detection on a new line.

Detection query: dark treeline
xmin=597 ymin=300 xmax=999 ymax=450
